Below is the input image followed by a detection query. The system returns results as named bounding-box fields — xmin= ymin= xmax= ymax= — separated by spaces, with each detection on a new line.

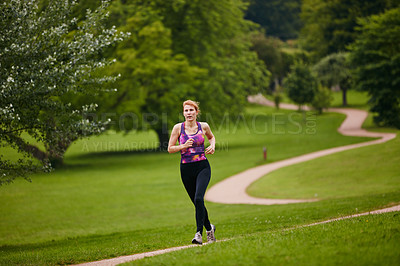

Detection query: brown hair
xmin=183 ymin=100 xmax=200 ymax=114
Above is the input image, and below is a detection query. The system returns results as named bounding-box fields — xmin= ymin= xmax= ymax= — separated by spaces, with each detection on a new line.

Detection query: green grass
xmin=248 ymin=133 xmax=400 ymax=199
xmin=1 ymin=193 xmax=399 ymax=265
xmin=0 ymin=103 xmax=399 ymax=265
xmin=330 ymin=90 xmax=370 ymax=109
xmin=265 ymin=90 xmax=370 ymax=110
xmin=127 ymin=213 xmax=400 ymax=265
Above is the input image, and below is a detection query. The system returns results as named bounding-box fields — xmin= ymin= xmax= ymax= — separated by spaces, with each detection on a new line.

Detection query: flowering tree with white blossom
xmin=0 ymin=0 xmax=128 ymax=184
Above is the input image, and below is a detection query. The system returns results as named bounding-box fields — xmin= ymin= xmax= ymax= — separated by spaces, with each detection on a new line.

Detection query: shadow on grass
xmin=56 ymin=150 xmax=167 ymax=171
xmin=69 ymin=149 xmax=166 ymax=160
xmin=0 ymin=226 xmax=186 ymax=265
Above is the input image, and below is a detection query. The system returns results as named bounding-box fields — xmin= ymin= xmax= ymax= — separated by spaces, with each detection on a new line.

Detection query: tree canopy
xmin=245 ymin=0 xmax=302 ymax=41
xmin=283 ymin=62 xmax=317 ymax=109
xmin=300 ymin=0 xmax=399 ymax=60
xmin=349 ymin=7 xmax=400 ymax=128
xmin=312 ymin=53 xmax=352 ymax=106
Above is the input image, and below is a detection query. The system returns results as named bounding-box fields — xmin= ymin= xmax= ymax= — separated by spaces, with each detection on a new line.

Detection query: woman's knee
xmin=194 ymin=197 xmax=204 ymax=206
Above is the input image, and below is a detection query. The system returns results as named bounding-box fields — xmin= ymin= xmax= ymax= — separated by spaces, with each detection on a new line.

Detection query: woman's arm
xmin=202 ymin=122 xmax=215 ymax=154
xmin=168 ymin=124 xmax=193 ymax=153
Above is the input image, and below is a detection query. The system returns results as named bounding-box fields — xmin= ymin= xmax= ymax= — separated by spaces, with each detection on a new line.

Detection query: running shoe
xmin=206 ymin=224 xmax=216 ymax=243
xmin=192 ymin=231 xmax=202 ymax=245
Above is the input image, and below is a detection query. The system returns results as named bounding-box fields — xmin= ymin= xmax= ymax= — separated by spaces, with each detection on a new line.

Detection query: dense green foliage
xmin=0 ymin=0 xmax=127 ymax=184
xmin=350 ymin=7 xmax=400 ymax=128
xmin=311 ymin=85 xmax=333 ymax=114
xmin=245 ymin=0 xmax=302 ymax=40
xmin=283 ymin=63 xmax=317 ymax=109
xmin=300 ymin=1 xmax=399 ymax=123
xmin=250 ymin=34 xmax=284 ymax=89
xmin=300 ymin=0 xmax=398 ymax=60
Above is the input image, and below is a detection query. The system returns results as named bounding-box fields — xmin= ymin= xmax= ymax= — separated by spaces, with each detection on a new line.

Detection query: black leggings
xmin=180 ymin=159 xmax=212 ymax=234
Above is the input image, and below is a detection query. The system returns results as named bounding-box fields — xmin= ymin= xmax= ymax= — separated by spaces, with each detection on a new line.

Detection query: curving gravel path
xmin=204 ymin=94 xmax=396 ymax=205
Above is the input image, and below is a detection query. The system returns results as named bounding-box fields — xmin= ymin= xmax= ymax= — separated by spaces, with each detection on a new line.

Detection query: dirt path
xmin=75 ymin=95 xmax=398 ymax=265
xmin=204 ymin=94 xmax=396 ymax=205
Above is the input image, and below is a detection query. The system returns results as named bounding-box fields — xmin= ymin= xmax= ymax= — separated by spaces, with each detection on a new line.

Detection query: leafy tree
xmin=0 ymin=0 xmax=127 ymax=184
xmin=157 ymin=0 xmax=270 ymax=117
xmin=349 ymin=7 xmax=400 ymax=128
xmin=280 ymin=47 xmax=311 ymax=74
xmin=283 ymin=62 xmax=318 ymax=110
xmin=250 ymin=33 xmax=284 ymax=90
xmin=312 ymin=85 xmax=333 ymax=114
xmin=300 ymin=0 xmax=399 ymax=60
xmin=312 ymin=53 xmax=352 ymax=106
xmin=245 ymin=0 xmax=302 ymax=41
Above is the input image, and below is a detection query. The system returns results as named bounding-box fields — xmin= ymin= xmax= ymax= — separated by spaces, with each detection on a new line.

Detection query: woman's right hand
xmin=183 ymin=138 xmax=194 ymax=149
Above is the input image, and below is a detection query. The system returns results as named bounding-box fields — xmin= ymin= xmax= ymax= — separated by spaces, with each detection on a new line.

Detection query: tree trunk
xmin=48 ymin=154 xmax=64 ymax=168
xmin=342 ymin=87 xmax=348 ymax=107
xmin=47 ymin=138 xmax=75 ymax=168
xmin=274 ymin=78 xmax=280 ymax=90
xmin=155 ymin=128 xmax=169 ymax=151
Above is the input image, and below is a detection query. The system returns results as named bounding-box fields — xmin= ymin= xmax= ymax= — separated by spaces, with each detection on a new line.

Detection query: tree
xmin=153 ymin=0 xmax=270 ymax=120
xmin=99 ymin=0 xmax=270 ymax=150
xmin=250 ymin=33 xmax=284 ymax=90
xmin=273 ymin=86 xmax=283 ymax=109
xmin=283 ymin=62 xmax=317 ymax=110
xmin=312 ymin=53 xmax=352 ymax=106
xmin=312 ymin=85 xmax=333 ymax=114
xmin=300 ymin=0 xmax=399 ymax=60
xmin=0 ymin=0 xmax=127 ymax=184
xmin=245 ymin=0 xmax=302 ymax=41
xmin=349 ymin=7 xmax=400 ymax=128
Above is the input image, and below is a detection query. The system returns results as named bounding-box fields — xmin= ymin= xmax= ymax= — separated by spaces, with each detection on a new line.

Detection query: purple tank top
xmin=179 ymin=122 xmax=207 ymax=164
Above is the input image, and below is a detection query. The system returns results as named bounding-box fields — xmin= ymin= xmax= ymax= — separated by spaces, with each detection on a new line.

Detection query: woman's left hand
xmin=205 ymin=145 xmax=215 ymax=154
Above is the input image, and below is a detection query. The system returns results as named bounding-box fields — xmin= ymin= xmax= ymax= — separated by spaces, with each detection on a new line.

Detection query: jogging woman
xmin=168 ymin=100 xmax=216 ymax=245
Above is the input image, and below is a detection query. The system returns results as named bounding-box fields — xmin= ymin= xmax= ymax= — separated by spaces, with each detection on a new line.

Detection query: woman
xmin=168 ymin=100 xmax=216 ymax=245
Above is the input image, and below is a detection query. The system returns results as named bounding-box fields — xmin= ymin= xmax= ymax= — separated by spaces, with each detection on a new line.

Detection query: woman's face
xmin=183 ymin=104 xmax=198 ymax=121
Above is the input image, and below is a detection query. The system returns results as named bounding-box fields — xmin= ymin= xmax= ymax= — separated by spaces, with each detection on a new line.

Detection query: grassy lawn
xmin=248 ymin=133 xmax=400 ymax=199
xmin=330 ymin=90 xmax=370 ymax=109
xmin=264 ymin=89 xmax=370 ymax=110
xmin=0 ymin=102 xmax=399 ymax=265
xmin=128 ymin=213 xmax=400 ymax=265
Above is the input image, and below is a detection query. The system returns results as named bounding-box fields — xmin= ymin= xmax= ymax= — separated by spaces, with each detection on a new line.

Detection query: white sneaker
xmin=192 ymin=231 xmax=202 ymax=245
xmin=206 ymin=224 xmax=216 ymax=243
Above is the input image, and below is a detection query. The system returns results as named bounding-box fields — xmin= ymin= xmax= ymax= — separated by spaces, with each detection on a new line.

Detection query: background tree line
xmin=246 ymin=0 xmax=399 ymax=127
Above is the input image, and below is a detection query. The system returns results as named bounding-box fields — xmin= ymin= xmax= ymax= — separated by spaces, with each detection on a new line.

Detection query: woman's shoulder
xmin=172 ymin=123 xmax=183 ymax=131
xmin=199 ymin=122 xmax=210 ymax=130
